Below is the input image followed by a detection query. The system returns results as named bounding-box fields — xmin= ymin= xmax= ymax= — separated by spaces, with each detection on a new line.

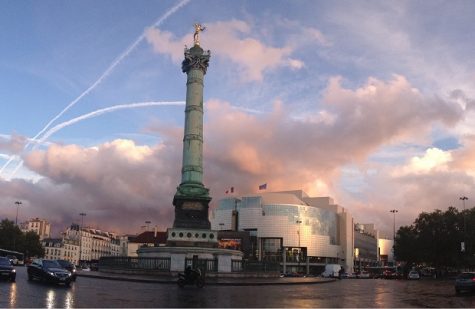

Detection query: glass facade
xmin=241 ymin=196 xmax=261 ymax=208
xmin=217 ymin=196 xmax=338 ymax=245
xmin=262 ymin=204 xmax=337 ymax=245
xmin=217 ymin=198 xmax=241 ymax=210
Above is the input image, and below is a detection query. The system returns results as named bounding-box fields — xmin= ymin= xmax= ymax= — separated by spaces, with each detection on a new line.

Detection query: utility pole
xmin=79 ymin=213 xmax=86 ymax=265
xmin=14 ymin=201 xmax=22 ymax=225
xmin=459 ymin=196 xmax=468 ymax=259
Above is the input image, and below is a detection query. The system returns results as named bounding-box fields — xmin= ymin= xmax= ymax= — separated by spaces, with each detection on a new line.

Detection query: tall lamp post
xmin=460 ymin=196 xmax=468 ymax=253
xmin=79 ymin=212 xmax=86 ymax=265
xmin=14 ymin=201 xmax=22 ymax=225
xmin=390 ymin=209 xmax=398 ymax=266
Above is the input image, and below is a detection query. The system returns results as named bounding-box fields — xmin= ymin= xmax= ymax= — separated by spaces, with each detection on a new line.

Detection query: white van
xmin=321 ymin=264 xmax=341 ymax=278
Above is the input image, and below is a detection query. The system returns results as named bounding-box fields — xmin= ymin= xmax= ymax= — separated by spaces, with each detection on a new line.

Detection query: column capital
xmin=182 ymin=45 xmax=210 ymax=74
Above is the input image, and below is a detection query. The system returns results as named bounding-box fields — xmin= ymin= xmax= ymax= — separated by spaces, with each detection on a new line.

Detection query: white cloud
xmin=146 ymin=19 xmax=304 ymax=81
xmin=392 ymin=147 xmax=452 ymax=176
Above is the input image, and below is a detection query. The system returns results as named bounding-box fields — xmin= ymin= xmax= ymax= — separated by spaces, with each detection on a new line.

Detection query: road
xmin=1 ymin=267 xmax=475 ymax=308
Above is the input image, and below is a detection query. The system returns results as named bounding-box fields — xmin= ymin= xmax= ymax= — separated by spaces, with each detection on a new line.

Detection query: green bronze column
xmin=172 ymin=25 xmax=212 ymax=230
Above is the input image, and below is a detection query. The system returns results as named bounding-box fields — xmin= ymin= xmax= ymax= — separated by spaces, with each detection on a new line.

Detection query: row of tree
xmin=0 ymin=219 xmax=44 ymax=258
xmin=395 ymin=206 xmax=475 ymax=270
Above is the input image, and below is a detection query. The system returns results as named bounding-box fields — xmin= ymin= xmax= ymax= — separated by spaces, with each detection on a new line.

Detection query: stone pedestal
xmin=166 ymin=228 xmax=217 ymax=248
xmin=138 ymin=246 xmax=243 ymax=273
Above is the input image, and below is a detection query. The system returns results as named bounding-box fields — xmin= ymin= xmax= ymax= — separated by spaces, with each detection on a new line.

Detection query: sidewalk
xmin=76 ymin=271 xmax=336 ymax=286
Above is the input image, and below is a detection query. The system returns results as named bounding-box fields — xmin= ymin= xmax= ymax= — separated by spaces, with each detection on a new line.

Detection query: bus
xmin=0 ymin=248 xmax=25 ymax=265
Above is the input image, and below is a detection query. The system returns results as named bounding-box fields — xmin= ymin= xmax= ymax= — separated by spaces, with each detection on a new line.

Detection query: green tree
xmin=0 ymin=219 xmax=44 ymax=258
xmin=0 ymin=219 xmax=23 ymax=250
xmin=394 ymin=225 xmax=419 ymax=265
xmin=395 ymin=206 xmax=475 ymax=270
xmin=21 ymin=231 xmax=44 ymax=258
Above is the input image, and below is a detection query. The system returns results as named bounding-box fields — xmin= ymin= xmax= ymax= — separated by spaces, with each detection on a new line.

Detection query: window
xmin=241 ymin=196 xmax=261 ymax=208
xmin=262 ymin=238 xmax=282 ymax=254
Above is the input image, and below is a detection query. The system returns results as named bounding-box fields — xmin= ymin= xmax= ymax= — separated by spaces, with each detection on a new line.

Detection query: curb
xmin=76 ymin=273 xmax=336 ymax=286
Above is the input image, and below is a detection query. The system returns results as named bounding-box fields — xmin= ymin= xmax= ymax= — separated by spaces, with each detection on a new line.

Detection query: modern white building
xmin=211 ymin=190 xmax=354 ymax=274
xmin=21 ymin=218 xmax=51 ymax=240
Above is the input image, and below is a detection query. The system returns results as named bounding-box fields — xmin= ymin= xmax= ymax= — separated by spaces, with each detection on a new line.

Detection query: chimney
xmin=154 ymin=226 xmax=157 ymax=238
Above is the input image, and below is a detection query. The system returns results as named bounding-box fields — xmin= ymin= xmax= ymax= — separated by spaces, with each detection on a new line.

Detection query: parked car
xmin=340 ymin=272 xmax=356 ymax=279
xmin=383 ymin=270 xmax=403 ymax=279
xmin=408 ymin=271 xmax=420 ymax=280
xmin=90 ymin=262 xmax=99 ymax=271
xmin=455 ymin=272 xmax=475 ymax=294
xmin=27 ymin=259 xmax=72 ymax=286
xmin=0 ymin=257 xmax=16 ymax=282
xmin=357 ymin=271 xmax=370 ymax=279
xmin=6 ymin=255 xmax=18 ymax=266
xmin=56 ymin=259 xmax=77 ymax=281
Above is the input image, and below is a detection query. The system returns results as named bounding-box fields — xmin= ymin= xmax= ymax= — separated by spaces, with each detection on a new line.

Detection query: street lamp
xmin=14 ymin=201 xmax=22 ymax=225
xmin=79 ymin=212 xmax=86 ymax=265
xmin=390 ymin=209 xmax=398 ymax=266
xmin=460 ymin=196 xmax=468 ymax=253
xmin=145 ymin=220 xmax=151 ymax=231
xmin=389 ymin=210 xmax=398 ymax=240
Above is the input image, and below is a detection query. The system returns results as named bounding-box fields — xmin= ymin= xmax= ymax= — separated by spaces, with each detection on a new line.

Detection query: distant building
xmin=42 ymin=238 xmax=79 ymax=265
xmin=123 ymin=229 xmax=167 ymax=257
xmin=354 ymin=223 xmax=379 ymax=271
xmin=378 ymin=237 xmax=395 ymax=266
xmin=63 ymin=224 xmax=121 ymax=262
xmin=21 ymin=218 xmax=51 ymax=240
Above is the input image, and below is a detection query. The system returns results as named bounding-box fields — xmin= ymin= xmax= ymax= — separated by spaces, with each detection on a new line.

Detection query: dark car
xmin=56 ymin=259 xmax=77 ymax=281
xmin=27 ymin=259 xmax=72 ymax=286
xmin=383 ymin=270 xmax=403 ymax=279
xmin=455 ymin=272 xmax=475 ymax=294
xmin=0 ymin=257 xmax=16 ymax=282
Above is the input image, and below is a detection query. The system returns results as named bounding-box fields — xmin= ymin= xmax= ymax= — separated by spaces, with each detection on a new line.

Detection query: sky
xmin=1 ymin=0 xmax=475 ymax=237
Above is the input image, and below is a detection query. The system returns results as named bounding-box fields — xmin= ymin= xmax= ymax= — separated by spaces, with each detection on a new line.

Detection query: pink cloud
xmin=0 ymin=75 xmax=467 ymax=236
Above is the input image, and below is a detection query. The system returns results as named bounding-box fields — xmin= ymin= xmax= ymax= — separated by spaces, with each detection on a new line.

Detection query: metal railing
xmin=99 ymin=256 xmax=171 ymax=271
xmin=185 ymin=258 xmax=218 ymax=273
xmin=231 ymin=260 xmax=280 ymax=272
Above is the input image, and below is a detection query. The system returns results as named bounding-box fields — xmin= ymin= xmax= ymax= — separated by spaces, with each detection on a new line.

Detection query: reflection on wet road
xmin=1 ymin=267 xmax=475 ymax=308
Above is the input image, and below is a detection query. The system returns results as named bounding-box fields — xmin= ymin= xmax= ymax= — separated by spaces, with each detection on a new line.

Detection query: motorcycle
xmin=177 ymin=268 xmax=205 ymax=288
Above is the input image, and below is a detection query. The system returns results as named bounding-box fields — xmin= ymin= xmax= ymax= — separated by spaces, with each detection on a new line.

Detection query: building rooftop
xmin=42 ymin=238 xmax=63 ymax=244
xmin=258 ymin=192 xmax=307 ymax=206
xmin=130 ymin=231 xmax=167 ymax=245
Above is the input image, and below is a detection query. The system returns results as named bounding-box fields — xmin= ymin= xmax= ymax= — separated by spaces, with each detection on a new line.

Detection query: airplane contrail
xmin=0 ymin=0 xmax=190 ymax=175
xmin=8 ymin=101 xmax=185 ymax=178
